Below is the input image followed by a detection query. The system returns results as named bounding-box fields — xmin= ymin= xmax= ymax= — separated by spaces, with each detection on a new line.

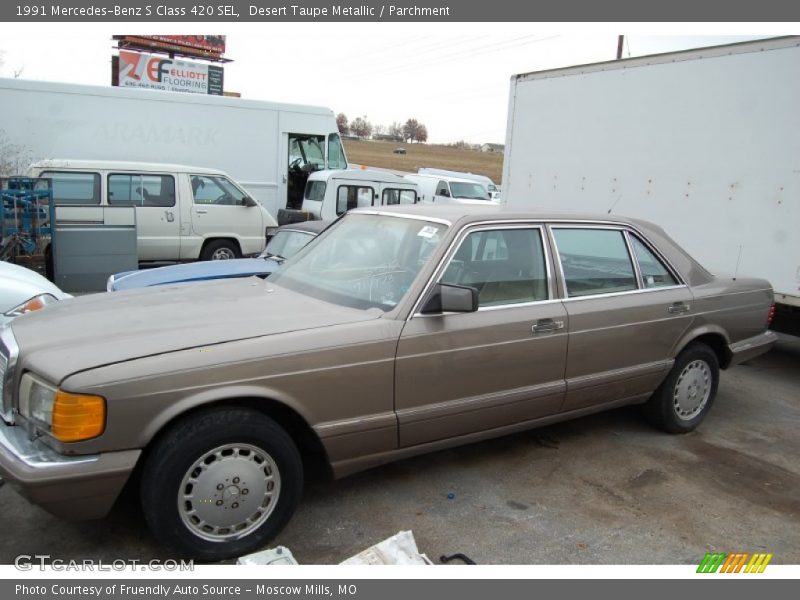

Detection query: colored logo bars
xmin=697 ymin=552 xmax=773 ymax=573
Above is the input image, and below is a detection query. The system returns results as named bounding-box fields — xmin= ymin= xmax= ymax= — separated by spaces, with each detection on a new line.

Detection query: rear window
xmin=39 ymin=171 xmax=100 ymax=205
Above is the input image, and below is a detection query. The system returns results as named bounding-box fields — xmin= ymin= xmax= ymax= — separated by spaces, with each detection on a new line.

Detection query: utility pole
xmin=616 ymin=35 xmax=624 ymax=60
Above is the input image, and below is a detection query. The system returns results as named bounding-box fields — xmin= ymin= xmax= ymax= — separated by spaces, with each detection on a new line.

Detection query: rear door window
xmin=336 ymin=185 xmax=375 ymax=215
xmin=108 ymin=174 xmax=175 ymax=207
xmin=382 ymin=188 xmax=417 ymax=205
xmin=552 ymin=228 xmax=638 ymax=297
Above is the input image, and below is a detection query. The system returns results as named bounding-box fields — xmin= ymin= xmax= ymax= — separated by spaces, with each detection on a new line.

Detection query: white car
xmin=0 ymin=261 xmax=72 ymax=327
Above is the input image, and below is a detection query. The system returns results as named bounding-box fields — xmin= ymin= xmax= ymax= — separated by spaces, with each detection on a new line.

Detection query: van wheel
xmin=644 ymin=342 xmax=719 ymax=433
xmin=140 ymin=408 xmax=303 ymax=561
xmin=202 ymin=240 xmax=240 ymax=261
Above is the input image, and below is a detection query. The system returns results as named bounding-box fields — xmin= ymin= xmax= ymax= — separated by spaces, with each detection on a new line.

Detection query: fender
xmin=672 ymin=324 xmax=731 ymax=362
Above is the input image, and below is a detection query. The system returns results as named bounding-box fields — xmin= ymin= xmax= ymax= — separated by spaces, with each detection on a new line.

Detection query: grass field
xmin=343 ymin=139 xmax=504 ymax=184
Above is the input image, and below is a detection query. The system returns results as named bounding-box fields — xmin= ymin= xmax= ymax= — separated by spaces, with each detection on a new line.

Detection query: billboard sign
xmin=118 ymin=50 xmax=224 ymax=95
xmin=115 ymin=35 xmax=226 ymax=59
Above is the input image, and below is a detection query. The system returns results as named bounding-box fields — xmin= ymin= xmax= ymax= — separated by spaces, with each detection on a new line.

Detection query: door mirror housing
xmin=420 ymin=283 xmax=479 ymax=314
xmin=243 ymin=196 xmax=257 ymax=207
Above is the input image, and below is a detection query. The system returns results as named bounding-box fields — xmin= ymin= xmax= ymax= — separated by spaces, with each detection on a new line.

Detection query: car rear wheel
xmin=202 ymin=240 xmax=240 ymax=261
xmin=140 ymin=408 xmax=303 ymax=561
xmin=644 ymin=342 xmax=720 ymax=433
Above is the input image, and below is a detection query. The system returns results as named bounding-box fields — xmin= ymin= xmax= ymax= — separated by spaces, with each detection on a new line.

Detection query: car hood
xmin=110 ymin=257 xmax=282 ymax=291
xmin=10 ymin=277 xmax=381 ymax=384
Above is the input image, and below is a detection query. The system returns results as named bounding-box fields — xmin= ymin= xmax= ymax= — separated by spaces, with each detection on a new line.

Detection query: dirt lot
xmin=1 ymin=336 xmax=798 ymax=565
xmin=343 ymin=139 xmax=504 ymax=183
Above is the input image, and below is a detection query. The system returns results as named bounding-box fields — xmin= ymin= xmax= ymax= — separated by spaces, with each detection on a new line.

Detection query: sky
xmin=0 ymin=24 xmax=775 ymax=144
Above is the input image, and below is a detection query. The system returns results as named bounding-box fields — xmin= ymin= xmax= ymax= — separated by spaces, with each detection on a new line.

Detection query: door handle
xmin=531 ymin=318 xmax=564 ymax=334
xmin=196 ymin=209 xmax=208 ymax=215
xmin=668 ymin=302 xmax=690 ymax=314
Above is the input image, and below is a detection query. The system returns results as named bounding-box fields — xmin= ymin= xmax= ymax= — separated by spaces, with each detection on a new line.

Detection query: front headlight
xmin=5 ymin=293 xmax=58 ymax=317
xmin=19 ymin=373 xmax=106 ymax=442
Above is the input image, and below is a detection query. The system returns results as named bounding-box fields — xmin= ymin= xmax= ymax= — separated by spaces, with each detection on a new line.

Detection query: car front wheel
xmin=140 ymin=407 xmax=303 ymax=561
xmin=644 ymin=342 xmax=720 ymax=433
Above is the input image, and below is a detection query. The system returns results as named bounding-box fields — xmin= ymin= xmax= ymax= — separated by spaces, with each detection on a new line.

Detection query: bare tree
xmin=414 ymin=123 xmax=428 ymax=144
xmin=0 ymin=130 xmax=34 ymax=178
xmin=350 ymin=116 xmax=373 ymax=139
xmin=373 ymin=123 xmax=386 ymax=136
xmin=388 ymin=122 xmax=403 ymax=139
xmin=336 ymin=113 xmax=349 ymax=135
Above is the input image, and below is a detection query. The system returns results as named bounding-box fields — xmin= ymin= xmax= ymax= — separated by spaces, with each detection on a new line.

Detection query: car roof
xmin=278 ymin=220 xmax=330 ymax=234
xmin=29 ymin=159 xmax=229 ymax=175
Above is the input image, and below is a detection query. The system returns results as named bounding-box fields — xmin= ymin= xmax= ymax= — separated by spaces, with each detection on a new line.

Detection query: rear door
xmin=395 ymin=223 xmax=568 ymax=447
xmin=107 ymin=171 xmax=180 ymax=261
xmin=550 ymin=224 xmax=695 ymax=411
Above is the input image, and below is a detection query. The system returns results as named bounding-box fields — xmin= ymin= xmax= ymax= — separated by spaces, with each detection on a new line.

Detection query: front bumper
xmin=728 ymin=330 xmax=778 ymax=366
xmin=0 ymin=420 xmax=140 ymax=520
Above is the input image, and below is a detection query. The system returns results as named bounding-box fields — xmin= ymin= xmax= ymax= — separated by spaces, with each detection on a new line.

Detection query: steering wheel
xmin=213 ymin=193 xmax=232 ymax=205
xmin=289 ymin=157 xmax=304 ymax=170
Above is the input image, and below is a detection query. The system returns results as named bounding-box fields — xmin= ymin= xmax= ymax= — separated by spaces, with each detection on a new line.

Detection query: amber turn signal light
xmin=51 ymin=391 xmax=106 ymax=442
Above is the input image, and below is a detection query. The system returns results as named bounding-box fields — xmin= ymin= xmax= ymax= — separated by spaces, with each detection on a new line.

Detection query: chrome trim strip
xmin=314 ymin=412 xmax=398 ymax=438
xmin=566 ymin=360 xmax=673 ymax=390
xmin=623 ymin=230 xmax=644 ymax=289
xmin=0 ymin=326 xmax=19 ymax=425
xmin=352 ymin=210 xmax=452 ymax=226
xmin=409 ymin=221 xmax=554 ymax=319
xmin=396 ymin=380 xmax=566 ymax=424
xmin=560 ymin=285 xmax=688 ymax=303
xmin=0 ymin=420 xmax=99 ymax=469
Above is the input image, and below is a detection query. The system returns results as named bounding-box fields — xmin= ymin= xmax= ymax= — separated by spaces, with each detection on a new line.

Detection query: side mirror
xmin=243 ymin=196 xmax=257 ymax=207
xmin=439 ymin=190 xmax=450 ymax=198
xmin=420 ymin=283 xmax=479 ymax=314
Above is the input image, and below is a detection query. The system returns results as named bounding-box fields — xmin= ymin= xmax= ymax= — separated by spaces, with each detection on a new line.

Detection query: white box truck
xmin=502 ymin=36 xmax=800 ymax=334
xmin=0 ymin=78 xmax=347 ymax=220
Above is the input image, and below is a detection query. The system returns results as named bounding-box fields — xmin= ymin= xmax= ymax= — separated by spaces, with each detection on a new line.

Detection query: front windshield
xmin=269 ymin=214 xmax=448 ymax=311
xmin=262 ymin=230 xmax=316 ymax=260
xmin=450 ymin=182 xmax=490 ymax=200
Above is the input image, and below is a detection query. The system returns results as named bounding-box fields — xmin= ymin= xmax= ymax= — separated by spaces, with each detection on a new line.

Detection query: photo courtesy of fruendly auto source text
xmin=0 ymin=0 xmax=797 ymax=597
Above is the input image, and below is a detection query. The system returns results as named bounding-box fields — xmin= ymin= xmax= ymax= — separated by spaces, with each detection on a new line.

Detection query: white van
xmin=405 ymin=174 xmax=499 ymax=205
xmin=417 ymin=167 xmax=500 ymax=199
xmin=28 ymin=160 xmax=278 ymax=262
xmin=295 ymin=168 xmax=419 ymax=222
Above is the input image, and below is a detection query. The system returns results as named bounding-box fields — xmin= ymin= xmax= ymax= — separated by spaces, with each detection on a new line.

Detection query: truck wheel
xmin=644 ymin=342 xmax=719 ymax=434
xmin=201 ymin=240 xmax=240 ymax=261
xmin=140 ymin=408 xmax=303 ymax=561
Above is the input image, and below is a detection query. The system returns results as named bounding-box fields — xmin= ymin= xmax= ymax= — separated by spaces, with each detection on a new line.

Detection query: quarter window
xmin=630 ymin=235 xmax=678 ymax=288
xmin=108 ymin=174 xmax=175 ymax=207
xmin=382 ymin=188 xmax=417 ymax=205
xmin=336 ymin=185 xmax=375 ymax=215
xmin=441 ymin=228 xmax=548 ymax=307
xmin=305 ymin=180 xmax=326 ymax=201
xmin=553 ymin=228 xmax=637 ymax=297
xmin=40 ymin=171 xmax=100 ymax=205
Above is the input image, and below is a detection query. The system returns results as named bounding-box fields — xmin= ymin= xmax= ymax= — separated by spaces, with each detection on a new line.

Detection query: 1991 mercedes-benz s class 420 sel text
xmin=0 ymin=205 xmax=777 ymax=559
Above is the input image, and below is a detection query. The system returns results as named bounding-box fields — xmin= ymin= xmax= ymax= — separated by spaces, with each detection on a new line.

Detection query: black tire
xmin=201 ymin=239 xmax=240 ymax=261
xmin=644 ymin=342 xmax=720 ymax=433
xmin=140 ymin=407 xmax=303 ymax=561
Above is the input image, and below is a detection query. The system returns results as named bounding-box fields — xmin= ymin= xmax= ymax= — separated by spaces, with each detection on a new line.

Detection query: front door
xmin=189 ymin=174 xmax=263 ymax=255
xmin=395 ymin=224 xmax=568 ymax=447
xmin=285 ymin=134 xmax=326 ymax=209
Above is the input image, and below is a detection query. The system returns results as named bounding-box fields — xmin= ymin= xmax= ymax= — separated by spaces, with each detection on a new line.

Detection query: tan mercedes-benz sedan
xmin=0 ymin=205 xmax=776 ymax=559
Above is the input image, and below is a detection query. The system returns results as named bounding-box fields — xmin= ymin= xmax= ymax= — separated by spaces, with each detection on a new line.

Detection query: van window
xmin=305 ymin=180 xmax=326 ymax=202
xmin=336 ymin=186 xmax=375 ymax=215
xmin=191 ymin=175 xmax=247 ymax=206
xmin=39 ymin=171 xmax=100 ymax=205
xmin=108 ymin=174 xmax=175 ymax=207
xmin=382 ymin=188 xmax=417 ymax=206
xmin=450 ymin=182 xmax=491 ymax=200
xmin=327 ymin=133 xmax=347 ymax=170
xmin=436 ymin=181 xmax=450 ymax=197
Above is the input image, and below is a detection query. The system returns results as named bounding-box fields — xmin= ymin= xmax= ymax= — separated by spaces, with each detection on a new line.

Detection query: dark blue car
xmin=107 ymin=221 xmax=328 ymax=292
